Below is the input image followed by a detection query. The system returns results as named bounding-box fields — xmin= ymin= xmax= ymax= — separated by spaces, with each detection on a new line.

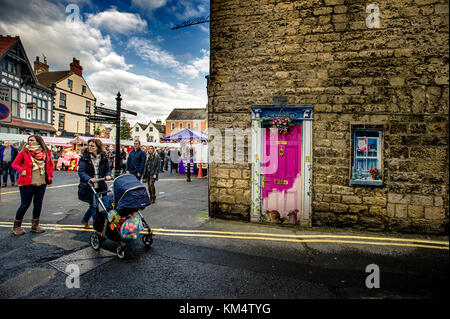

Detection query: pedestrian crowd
xmin=1 ymin=137 xmax=182 ymax=236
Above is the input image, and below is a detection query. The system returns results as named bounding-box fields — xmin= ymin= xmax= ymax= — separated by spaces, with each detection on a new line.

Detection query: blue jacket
xmin=125 ymin=148 xmax=146 ymax=175
xmin=0 ymin=145 xmax=18 ymax=163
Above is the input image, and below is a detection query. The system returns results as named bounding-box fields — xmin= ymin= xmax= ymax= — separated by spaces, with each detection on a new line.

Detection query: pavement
xmin=0 ymin=171 xmax=448 ymax=300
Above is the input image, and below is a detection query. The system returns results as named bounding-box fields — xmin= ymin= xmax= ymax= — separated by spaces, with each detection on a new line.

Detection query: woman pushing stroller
xmin=78 ymin=139 xmax=111 ymax=231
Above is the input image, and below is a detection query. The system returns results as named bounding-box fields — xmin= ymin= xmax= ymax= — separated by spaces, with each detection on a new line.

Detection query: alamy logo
xmin=365 ymin=264 xmax=380 ymax=289
xmin=65 ymin=264 xmax=80 ymax=289
xmin=65 ymin=4 xmax=82 ymax=26
xmin=366 ymin=4 xmax=381 ymax=29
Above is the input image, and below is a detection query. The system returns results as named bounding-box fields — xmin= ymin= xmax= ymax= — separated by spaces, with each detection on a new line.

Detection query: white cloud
xmin=128 ymin=37 xmax=209 ymax=79
xmin=87 ymin=69 xmax=206 ymax=124
xmin=191 ymin=49 xmax=209 ymax=73
xmin=85 ymin=7 xmax=148 ymax=35
xmin=174 ymin=0 xmax=209 ymax=20
xmin=131 ymin=0 xmax=168 ymax=14
xmin=128 ymin=37 xmax=180 ymax=69
xmin=0 ymin=0 xmax=207 ymax=125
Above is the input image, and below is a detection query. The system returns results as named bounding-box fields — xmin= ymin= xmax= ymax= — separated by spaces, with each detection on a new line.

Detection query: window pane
xmin=368 ymin=158 xmax=377 ymax=170
xmin=59 ymin=93 xmax=66 ymax=107
xmin=20 ymin=103 xmax=26 ymax=117
xmin=11 ymin=101 xmax=18 ymax=116
xmin=356 ymin=138 xmax=367 ymax=156
xmin=11 ymin=88 xmax=18 ymax=100
xmin=367 ymin=138 xmax=378 ymax=157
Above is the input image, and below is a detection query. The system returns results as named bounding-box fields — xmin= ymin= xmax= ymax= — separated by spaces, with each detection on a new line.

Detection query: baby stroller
xmin=88 ymin=174 xmax=153 ymax=259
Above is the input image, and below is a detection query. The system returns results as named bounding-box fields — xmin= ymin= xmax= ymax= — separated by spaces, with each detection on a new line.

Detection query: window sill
xmin=350 ymin=179 xmax=383 ymax=187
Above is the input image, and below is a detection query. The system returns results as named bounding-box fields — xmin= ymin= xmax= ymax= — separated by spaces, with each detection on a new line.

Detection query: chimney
xmin=70 ymin=57 xmax=83 ymax=76
xmin=156 ymin=119 xmax=162 ymax=125
xmin=34 ymin=56 xmax=49 ymax=75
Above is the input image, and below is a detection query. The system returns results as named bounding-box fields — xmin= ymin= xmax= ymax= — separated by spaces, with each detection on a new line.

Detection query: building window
xmin=135 ymin=127 xmax=139 ymax=132
xmin=82 ymin=85 xmax=86 ymax=94
xmin=149 ymin=127 xmax=153 ymax=132
xmin=6 ymin=59 xmax=18 ymax=74
xmin=195 ymin=123 xmax=199 ymax=130
xmin=41 ymin=100 xmax=47 ymax=122
xmin=350 ymin=126 xmax=383 ymax=186
xmin=86 ymin=101 xmax=91 ymax=114
xmin=11 ymin=87 xmax=19 ymax=116
xmin=32 ymin=97 xmax=37 ymax=119
xmin=85 ymin=120 xmax=90 ymax=135
xmin=171 ymin=123 xmax=175 ymax=130
xmin=68 ymin=79 xmax=73 ymax=90
xmin=59 ymin=92 xmax=66 ymax=108
xmin=58 ymin=114 xmax=65 ymax=131
xmin=179 ymin=123 xmax=183 ymax=129
xmin=187 ymin=123 xmax=191 ymax=129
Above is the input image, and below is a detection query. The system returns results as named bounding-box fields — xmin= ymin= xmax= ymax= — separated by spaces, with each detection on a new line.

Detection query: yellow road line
xmin=0 ymin=183 xmax=79 ymax=195
xmin=0 ymin=179 xmax=187 ymax=195
xmin=0 ymin=222 xmax=448 ymax=250
xmin=150 ymin=228 xmax=449 ymax=246
xmin=151 ymin=232 xmax=449 ymax=250
xmin=0 ymin=222 xmax=448 ymax=245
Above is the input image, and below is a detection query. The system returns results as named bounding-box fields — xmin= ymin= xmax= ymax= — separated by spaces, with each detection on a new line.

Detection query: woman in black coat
xmin=78 ymin=139 xmax=111 ymax=230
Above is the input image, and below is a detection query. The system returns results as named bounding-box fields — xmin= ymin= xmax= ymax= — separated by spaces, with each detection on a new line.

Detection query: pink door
xmin=261 ymin=125 xmax=302 ymax=223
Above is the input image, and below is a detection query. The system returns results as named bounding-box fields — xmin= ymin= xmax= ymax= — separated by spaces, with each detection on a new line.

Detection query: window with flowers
xmin=350 ymin=126 xmax=383 ymax=186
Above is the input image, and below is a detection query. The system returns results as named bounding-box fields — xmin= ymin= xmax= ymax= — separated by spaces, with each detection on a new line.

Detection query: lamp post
xmin=114 ymin=92 xmax=122 ymax=178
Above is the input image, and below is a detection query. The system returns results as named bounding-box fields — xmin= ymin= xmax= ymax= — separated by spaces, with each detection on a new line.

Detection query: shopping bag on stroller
xmin=120 ymin=213 xmax=142 ymax=239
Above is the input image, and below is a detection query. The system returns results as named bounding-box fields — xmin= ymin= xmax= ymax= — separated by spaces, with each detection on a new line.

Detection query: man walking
xmin=125 ymin=140 xmax=146 ymax=181
xmin=0 ymin=140 xmax=18 ymax=187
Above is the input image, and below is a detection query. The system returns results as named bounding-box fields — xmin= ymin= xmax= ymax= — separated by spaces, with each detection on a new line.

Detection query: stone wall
xmin=209 ymin=0 xmax=449 ymax=234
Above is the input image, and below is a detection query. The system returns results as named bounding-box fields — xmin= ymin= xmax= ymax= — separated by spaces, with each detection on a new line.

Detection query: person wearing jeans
xmin=15 ymin=184 xmax=47 ymax=221
xmin=77 ymin=139 xmax=111 ymax=231
xmin=142 ymin=146 xmax=160 ymax=204
xmin=11 ymin=135 xmax=53 ymax=236
xmin=0 ymin=140 xmax=18 ymax=187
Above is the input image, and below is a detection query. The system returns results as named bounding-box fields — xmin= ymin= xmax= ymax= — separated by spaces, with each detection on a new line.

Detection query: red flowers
xmin=369 ymin=168 xmax=381 ymax=180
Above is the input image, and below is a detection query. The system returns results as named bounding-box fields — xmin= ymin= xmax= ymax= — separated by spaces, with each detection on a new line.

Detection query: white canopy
xmin=70 ymin=136 xmax=115 ymax=145
xmin=0 ymin=133 xmax=27 ymax=143
xmin=0 ymin=133 xmax=72 ymax=147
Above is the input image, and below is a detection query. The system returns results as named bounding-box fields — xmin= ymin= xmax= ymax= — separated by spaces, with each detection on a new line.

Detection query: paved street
xmin=0 ymin=171 xmax=448 ymax=302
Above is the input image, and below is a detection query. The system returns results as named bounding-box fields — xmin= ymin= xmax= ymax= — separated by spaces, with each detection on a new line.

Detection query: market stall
xmin=162 ymin=129 xmax=208 ymax=175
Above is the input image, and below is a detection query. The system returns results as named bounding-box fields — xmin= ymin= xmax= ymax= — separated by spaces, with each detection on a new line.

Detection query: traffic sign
xmin=0 ymin=84 xmax=11 ymax=123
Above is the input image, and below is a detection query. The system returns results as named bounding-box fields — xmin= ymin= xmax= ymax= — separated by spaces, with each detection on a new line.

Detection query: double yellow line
xmin=0 ymin=221 xmax=448 ymax=250
xmin=0 ymin=178 xmax=187 ymax=195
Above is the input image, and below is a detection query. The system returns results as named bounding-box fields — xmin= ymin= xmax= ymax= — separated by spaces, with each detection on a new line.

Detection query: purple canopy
xmin=162 ymin=128 xmax=208 ymax=141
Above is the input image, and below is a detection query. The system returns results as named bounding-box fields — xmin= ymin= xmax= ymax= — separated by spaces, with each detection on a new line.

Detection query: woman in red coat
xmin=11 ymin=135 xmax=53 ymax=236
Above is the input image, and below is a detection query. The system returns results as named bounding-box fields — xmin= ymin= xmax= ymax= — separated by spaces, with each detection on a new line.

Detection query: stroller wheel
xmin=116 ymin=244 xmax=127 ymax=260
xmin=142 ymin=234 xmax=153 ymax=248
xmin=90 ymin=233 xmax=101 ymax=251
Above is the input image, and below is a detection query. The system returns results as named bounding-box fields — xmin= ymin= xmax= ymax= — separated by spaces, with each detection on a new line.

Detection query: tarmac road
xmin=0 ymin=171 xmax=448 ymax=301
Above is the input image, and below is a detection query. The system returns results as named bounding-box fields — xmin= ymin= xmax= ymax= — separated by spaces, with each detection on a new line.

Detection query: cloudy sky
xmin=0 ymin=0 xmax=210 ymax=126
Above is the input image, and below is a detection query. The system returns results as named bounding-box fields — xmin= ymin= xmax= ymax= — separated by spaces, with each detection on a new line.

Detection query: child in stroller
xmin=88 ymin=174 xmax=153 ymax=259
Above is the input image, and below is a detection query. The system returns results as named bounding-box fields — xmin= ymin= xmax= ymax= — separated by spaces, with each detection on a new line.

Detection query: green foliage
xmin=120 ymin=116 xmax=131 ymax=140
